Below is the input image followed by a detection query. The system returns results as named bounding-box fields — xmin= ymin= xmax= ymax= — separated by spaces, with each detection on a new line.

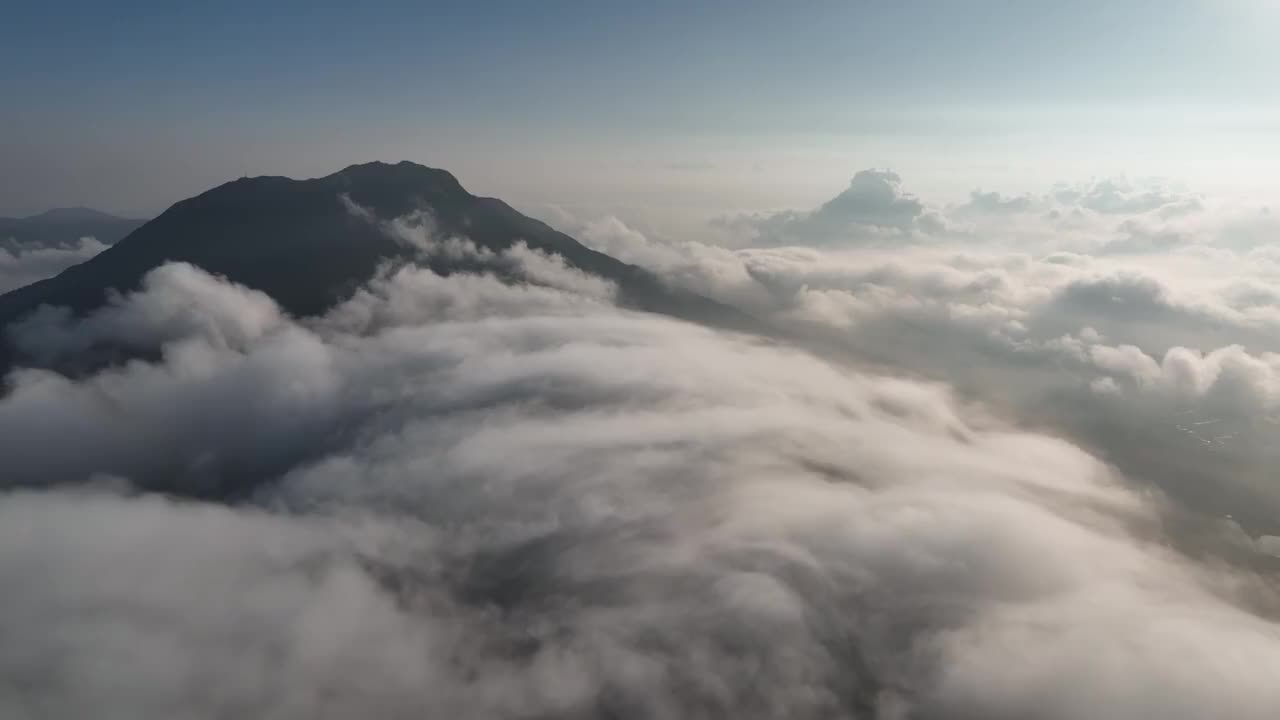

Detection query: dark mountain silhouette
xmin=0 ymin=207 xmax=145 ymax=250
xmin=0 ymin=161 xmax=756 ymax=374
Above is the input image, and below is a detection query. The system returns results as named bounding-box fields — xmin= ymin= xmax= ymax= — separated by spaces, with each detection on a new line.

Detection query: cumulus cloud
xmin=5 ymin=245 xmax=1280 ymax=718
xmin=716 ymin=170 xmax=947 ymax=245
xmin=565 ymin=177 xmax=1280 ymax=538
xmin=951 ymin=189 xmax=1037 ymax=217
xmin=1069 ymin=178 xmax=1203 ymax=217
xmin=1096 ymin=220 xmax=1190 ymax=254
xmin=342 ymin=194 xmax=617 ymax=301
xmin=5 ymin=178 xmax=1280 ymax=718
xmin=11 ymin=262 xmax=285 ymax=365
xmin=704 ymin=172 xmax=1217 ymax=255
xmin=0 ymin=236 xmax=108 ymax=293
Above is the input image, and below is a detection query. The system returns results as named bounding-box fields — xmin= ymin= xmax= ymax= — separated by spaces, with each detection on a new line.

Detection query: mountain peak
xmin=25 ymin=207 xmax=126 ymax=223
xmin=325 ymin=160 xmax=469 ymax=213
xmin=335 ymin=159 xmax=446 ymax=174
xmin=0 ymin=162 xmax=756 ymax=374
xmin=331 ymin=160 xmax=464 ymax=189
xmin=180 ymin=161 xmax=470 ymax=220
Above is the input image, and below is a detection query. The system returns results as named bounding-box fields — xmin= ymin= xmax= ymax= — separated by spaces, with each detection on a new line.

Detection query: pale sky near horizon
xmin=3 ymin=1 xmax=1278 ymax=226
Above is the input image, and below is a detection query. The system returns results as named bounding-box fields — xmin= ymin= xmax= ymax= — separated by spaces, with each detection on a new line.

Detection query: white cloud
xmin=5 ymin=177 xmax=1280 ymax=718
xmin=952 ymin=189 xmax=1038 ymax=216
xmin=1069 ymin=178 xmax=1204 ymax=217
xmin=342 ymin=195 xmax=616 ymax=301
xmin=0 ymin=237 xmax=108 ymax=293
xmin=714 ymin=170 xmax=948 ymax=245
xmin=564 ymin=174 xmax=1280 ymax=535
xmin=11 ymin=262 xmax=285 ymax=364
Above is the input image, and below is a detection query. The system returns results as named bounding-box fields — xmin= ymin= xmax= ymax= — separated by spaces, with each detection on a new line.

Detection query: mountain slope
xmin=0 ymin=161 xmax=755 ymax=372
xmin=0 ymin=207 xmax=145 ymax=250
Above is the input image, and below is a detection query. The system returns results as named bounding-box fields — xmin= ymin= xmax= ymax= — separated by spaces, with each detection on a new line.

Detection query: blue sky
xmin=3 ymin=1 xmax=1277 ymax=219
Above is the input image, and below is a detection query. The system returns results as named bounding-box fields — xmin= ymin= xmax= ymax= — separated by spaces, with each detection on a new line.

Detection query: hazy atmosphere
xmin=3 ymin=3 xmax=1280 ymax=719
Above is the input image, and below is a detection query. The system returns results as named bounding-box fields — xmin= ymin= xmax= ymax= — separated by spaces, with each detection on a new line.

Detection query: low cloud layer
xmin=3 ymin=181 xmax=1280 ymax=718
xmin=559 ymin=173 xmax=1280 ymax=537
xmin=0 ymin=237 xmax=107 ymax=293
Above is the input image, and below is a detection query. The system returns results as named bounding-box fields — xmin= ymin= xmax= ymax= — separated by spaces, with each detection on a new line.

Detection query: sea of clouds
xmin=2 ymin=176 xmax=1279 ymax=718
xmin=552 ymin=172 xmax=1280 ymax=541
xmin=0 ymin=237 xmax=108 ymax=294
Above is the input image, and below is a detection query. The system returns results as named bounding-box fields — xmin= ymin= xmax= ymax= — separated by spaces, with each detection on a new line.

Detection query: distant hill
xmin=0 ymin=207 xmax=145 ymax=250
xmin=0 ymin=161 xmax=756 ymax=374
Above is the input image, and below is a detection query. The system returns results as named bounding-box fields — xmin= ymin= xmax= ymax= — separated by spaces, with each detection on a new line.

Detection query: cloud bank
xmin=0 ymin=237 xmax=108 ymax=293
xmin=715 ymin=170 xmax=948 ymax=245
xmin=2 ymin=182 xmax=1280 ymax=718
xmin=560 ymin=173 xmax=1280 ymax=539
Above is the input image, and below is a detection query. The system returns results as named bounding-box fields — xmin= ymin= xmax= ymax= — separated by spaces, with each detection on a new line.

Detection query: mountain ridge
xmin=0 ymin=207 xmax=145 ymax=249
xmin=0 ymin=161 xmax=757 ymax=375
